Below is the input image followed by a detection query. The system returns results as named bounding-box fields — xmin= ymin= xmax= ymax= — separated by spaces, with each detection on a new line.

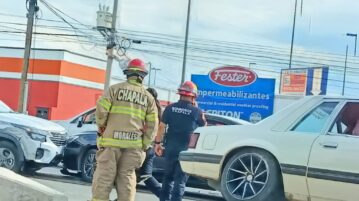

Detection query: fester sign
xmin=192 ymin=66 xmax=275 ymax=123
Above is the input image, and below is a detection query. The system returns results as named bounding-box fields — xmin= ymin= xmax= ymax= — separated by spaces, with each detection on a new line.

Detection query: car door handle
xmin=320 ymin=142 xmax=338 ymax=149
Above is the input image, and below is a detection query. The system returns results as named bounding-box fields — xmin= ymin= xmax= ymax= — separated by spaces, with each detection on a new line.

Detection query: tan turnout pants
xmin=91 ymin=147 xmax=145 ymax=201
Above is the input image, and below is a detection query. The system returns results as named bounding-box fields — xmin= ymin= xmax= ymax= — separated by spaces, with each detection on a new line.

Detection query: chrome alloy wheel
xmin=83 ymin=152 xmax=96 ymax=178
xmin=225 ymin=153 xmax=269 ymax=200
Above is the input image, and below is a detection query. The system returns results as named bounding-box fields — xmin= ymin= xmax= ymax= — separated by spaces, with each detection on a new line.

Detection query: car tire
xmin=60 ymin=167 xmax=71 ymax=176
xmin=220 ymin=148 xmax=285 ymax=201
xmin=0 ymin=141 xmax=22 ymax=173
xmin=23 ymin=165 xmax=41 ymax=175
xmin=22 ymin=161 xmax=43 ymax=175
xmin=80 ymin=149 xmax=97 ymax=183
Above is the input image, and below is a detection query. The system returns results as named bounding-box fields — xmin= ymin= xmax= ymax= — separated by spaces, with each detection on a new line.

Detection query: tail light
xmin=188 ymin=132 xmax=200 ymax=149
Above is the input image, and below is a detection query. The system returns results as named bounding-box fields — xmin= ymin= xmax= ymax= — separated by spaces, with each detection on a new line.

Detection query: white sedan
xmin=179 ymin=96 xmax=359 ymax=201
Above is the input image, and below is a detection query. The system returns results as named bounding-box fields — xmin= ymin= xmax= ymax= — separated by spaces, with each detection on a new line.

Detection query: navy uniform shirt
xmin=161 ymin=100 xmax=206 ymax=155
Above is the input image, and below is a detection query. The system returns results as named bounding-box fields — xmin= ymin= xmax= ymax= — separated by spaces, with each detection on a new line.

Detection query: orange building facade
xmin=0 ymin=47 xmax=106 ymax=120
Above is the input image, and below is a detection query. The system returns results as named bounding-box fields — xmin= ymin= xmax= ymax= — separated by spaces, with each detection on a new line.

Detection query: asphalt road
xmin=28 ymin=167 xmax=224 ymax=201
xmin=34 ymin=178 xmax=171 ymax=201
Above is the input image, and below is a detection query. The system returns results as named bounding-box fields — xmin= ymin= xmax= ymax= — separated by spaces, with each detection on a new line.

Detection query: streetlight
xmin=346 ymin=33 xmax=357 ymax=56
xmin=342 ymin=45 xmax=348 ymax=96
xmin=147 ymin=62 xmax=152 ymax=86
xmin=249 ymin=62 xmax=256 ymax=69
xmin=181 ymin=0 xmax=192 ymax=83
xmin=289 ymin=0 xmax=298 ymax=69
xmin=152 ymin=68 xmax=161 ymax=86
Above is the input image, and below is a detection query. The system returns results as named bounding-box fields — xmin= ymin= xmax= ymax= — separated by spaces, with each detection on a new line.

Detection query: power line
xmin=38 ymin=0 xmax=99 ymax=51
xmin=130 ymin=36 xmax=359 ymax=68
xmin=38 ymin=0 xmax=93 ymax=31
xmin=129 ymin=48 xmax=359 ymax=88
xmin=0 ymin=12 xmax=356 ymax=63
xmin=0 ymin=30 xmax=105 ymax=45
xmin=1 ymin=10 xmax=358 ymax=81
xmin=0 ymin=22 xmax=105 ymax=43
xmin=117 ymin=28 xmax=357 ymax=61
xmin=0 ymin=30 xmax=89 ymax=37
xmin=133 ymin=40 xmax=359 ymax=76
xmin=1 ymin=17 xmax=357 ymax=93
xmin=1 ymin=18 xmax=357 ymax=73
xmin=1 ymin=22 xmax=358 ymax=76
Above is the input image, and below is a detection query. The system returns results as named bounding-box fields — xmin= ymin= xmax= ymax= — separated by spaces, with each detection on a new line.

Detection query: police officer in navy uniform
xmin=154 ymin=81 xmax=206 ymax=201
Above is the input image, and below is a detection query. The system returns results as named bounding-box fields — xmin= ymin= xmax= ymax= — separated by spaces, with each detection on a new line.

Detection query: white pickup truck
xmin=0 ymin=100 xmax=67 ymax=173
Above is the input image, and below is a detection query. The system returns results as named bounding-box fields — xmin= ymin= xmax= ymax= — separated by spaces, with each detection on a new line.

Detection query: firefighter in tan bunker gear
xmin=91 ymin=58 xmax=159 ymax=201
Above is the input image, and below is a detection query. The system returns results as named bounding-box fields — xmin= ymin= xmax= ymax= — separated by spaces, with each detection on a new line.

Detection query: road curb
xmin=0 ymin=167 xmax=68 ymax=201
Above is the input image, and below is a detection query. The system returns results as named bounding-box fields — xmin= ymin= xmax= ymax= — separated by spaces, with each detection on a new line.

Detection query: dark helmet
xmin=147 ymin=87 xmax=158 ymax=99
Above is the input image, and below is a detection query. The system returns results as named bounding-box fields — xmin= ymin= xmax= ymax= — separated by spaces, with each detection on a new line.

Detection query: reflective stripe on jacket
xmin=96 ymin=79 xmax=158 ymax=149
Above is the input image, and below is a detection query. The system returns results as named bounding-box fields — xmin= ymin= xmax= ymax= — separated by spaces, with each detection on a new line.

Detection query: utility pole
xmin=104 ymin=0 xmax=119 ymax=91
xmin=342 ymin=45 xmax=348 ymax=96
xmin=289 ymin=0 xmax=298 ymax=69
xmin=181 ymin=0 xmax=191 ymax=84
xmin=18 ymin=0 xmax=38 ymax=113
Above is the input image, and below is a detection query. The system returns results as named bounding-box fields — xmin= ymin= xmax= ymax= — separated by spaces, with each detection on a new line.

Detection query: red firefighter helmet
xmin=177 ymin=81 xmax=198 ymax=97
xmin=123 ymin=58 xmax=148 ymax=77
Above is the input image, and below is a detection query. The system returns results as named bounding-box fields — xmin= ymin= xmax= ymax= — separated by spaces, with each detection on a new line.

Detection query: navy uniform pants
xmin=160 ymin=151 xmax=189 ymax=201
xmin=139 ymin=147 xmax=162 ymax=197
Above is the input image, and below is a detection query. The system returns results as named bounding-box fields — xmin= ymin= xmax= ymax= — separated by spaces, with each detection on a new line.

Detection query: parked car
xmin=56 ymin=107 xmax=251 ymax=137
xmin=61 ymin=113 xmax=250 ymax=185
xmin=0 ymin=100 xmax=67 ymax=173
xmin=179 ymin=96 xmax=359 ymax=201
xmin=55 ymin=107 xmax=96 ymax=137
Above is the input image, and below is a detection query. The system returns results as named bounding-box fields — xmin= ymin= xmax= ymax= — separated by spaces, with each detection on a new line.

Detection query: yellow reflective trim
xmin=142 ymin=138 xmax=152 ymax=145
xmin=127 ymin=67 xmax=142 ymax=71
xmin=145 ymin=113 xmax=157 ymax=122
xmin=110 ymin=106 xmax=146 ymax=120
xmin=97 ymin=137 xmax=142 ymax=148
xmin=92 ymin=199 xmax=108 ymax=201
xmin=98 ymin=98 xmax=111 ymax=111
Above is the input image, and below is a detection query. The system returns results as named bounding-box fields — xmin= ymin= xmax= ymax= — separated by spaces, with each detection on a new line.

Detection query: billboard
xmin=280 ymin=67 xmax=329 ymax=95
xmin=280 ymin=69 xmax=308 ymax=95
xmin=192 ymin=66 xmax=275 ymax=123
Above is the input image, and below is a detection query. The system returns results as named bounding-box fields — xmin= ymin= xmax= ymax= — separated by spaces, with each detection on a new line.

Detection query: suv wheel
xmin=23 ymin=164 xmax=42 ymax=175
xmin=80 ymin=149 xmax=97 ymax=182
xmin=0 ymin=141 xmax=22 ymax=172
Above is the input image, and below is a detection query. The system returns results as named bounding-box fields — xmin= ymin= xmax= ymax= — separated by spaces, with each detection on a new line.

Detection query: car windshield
xmin=0 ymin=101 xmax=13 ymax=113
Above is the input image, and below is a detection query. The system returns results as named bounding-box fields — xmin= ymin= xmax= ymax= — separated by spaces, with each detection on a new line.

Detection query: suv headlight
xmin=30 ymin=133 xmax=47 ymax=142
xmin=12 ymin=124 xmax=49 ymax=142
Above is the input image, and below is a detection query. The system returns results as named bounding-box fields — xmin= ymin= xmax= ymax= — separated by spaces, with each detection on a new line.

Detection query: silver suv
xmin=0 ymin=100 xmax=67 ymax=173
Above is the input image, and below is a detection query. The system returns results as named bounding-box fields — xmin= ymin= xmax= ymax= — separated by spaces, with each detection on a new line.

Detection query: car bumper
xmin=34 ymin=142 xmax=64 ymax=164
xmin=21 ymin=136 xmax=64 ymax=165
xmin=179 ymin=151 xmax=223 ymax=181
xmin=62 ymin=146 xmax=81 ymax=170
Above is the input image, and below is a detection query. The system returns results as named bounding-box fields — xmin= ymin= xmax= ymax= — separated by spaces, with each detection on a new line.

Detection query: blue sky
xmin=0 ymin=0 xmax=359 ymax=96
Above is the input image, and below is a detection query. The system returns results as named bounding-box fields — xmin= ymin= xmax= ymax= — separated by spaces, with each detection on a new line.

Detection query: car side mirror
xmin=77 ymin=117 xmax=84 ymax=128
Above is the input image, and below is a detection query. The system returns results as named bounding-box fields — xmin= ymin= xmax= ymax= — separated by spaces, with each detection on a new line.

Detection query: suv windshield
xmin=0 ymin=101 xmax=13 ymax=113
